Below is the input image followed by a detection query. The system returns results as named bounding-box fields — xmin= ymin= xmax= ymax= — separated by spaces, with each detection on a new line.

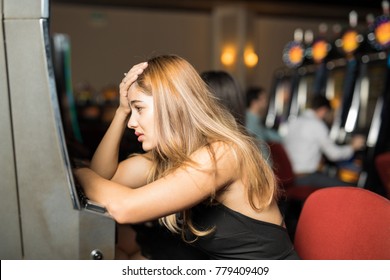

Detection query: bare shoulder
xmin=192 ymin=141 xmax=237 ymax=163
xmin=190 ymin=141 xmax=239 ymax=181
xmin=112 ymin=152 xmax=153 ymax=188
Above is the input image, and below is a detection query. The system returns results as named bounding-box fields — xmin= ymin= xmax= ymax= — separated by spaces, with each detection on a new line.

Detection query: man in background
xmin=283 ymin=95 xmax=365 ymax=187
xmin=246 ymin=86 xmax=283 ymax=162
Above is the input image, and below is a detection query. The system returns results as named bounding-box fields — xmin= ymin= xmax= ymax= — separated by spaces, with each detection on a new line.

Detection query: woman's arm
xmin=74 ymin=142 xmax=237 ymax=224
xmin=89 ymin=62 xmax=148 ymax=178
xmin=317 ymin=123 xmax=354 ymax=161
xmin=89 ymin=109 xmax=129 ymax=178
xmin=111 ymin=153 xmax=152 ymax=188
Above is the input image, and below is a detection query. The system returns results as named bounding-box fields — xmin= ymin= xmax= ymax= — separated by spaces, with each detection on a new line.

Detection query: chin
xmin=142 ymin=145 xmax=151 ymax=152
xmin=142 ymin=142 xmax=156 ymax=152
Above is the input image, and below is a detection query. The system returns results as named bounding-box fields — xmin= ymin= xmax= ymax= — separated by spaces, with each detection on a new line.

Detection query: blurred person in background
xmin=201 ymin=70 xmax=245 ymax=126
xmin=246 ymin=86 xmax=283 ymax=163
xmin=283 ymin=94 xmax=365 ymax=188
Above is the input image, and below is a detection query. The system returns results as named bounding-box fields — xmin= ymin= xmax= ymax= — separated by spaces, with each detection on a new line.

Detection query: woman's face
xmin=127 ymin=83 xmax=157 ymax=151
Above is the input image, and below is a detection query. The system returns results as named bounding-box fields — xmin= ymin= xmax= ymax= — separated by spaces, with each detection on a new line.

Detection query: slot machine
xmin=327 ymin=9 xmax=390 ymax=186
xmin=266 ymin=29 xmax=306 ymax=134
xmin=288 ymin=25 xmax=333 ymax=124
xmin=306 ymin=24 xmax=333 ymax=98
xmin=357 ymin=1 xmax=390 ymax=194
xmin=274 ymin=25 xmax=333 ymax=132
xmin=286 ymin=30 xmax=321 ymax=123
xmin=310 ymin=23 xmax=353 ymax=145
xmin=329 ymin=11 xmax=365 ymax=144
xmin=0 ymin=0 xmax=115 ymax=259
xmin=275 ymin=22 xmax=354 ymax=144
xmin=311 ymin=12 xmax=370 ymax=183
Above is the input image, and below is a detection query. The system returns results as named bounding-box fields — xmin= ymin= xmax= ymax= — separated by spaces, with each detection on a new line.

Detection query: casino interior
xmin=1 ymin=0 xmax=389 ymax=260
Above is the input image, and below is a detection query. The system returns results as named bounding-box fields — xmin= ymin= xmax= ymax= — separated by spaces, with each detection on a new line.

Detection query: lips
xmin=135 ymin=131 xmax=144 ymax=142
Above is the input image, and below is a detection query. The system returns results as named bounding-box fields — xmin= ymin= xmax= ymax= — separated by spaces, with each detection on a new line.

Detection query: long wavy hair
xmin=134 ymin=54 xmax=278 ymax=239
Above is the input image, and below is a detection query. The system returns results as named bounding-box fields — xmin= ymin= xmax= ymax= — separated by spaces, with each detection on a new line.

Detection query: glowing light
xmin=244 ymin=49 xmax=258 ymax=68
xmin=312 ymin=40 xmax=328 ymax=63
xmin=221 ymin=46 xmax=236 ymax=66
xmin=289 ymin=45 xmax=304 ymax=64
xmin=375 ymin=21 xmax=390 ymax=46
xmin=342 ymin=30 xmax=359 ymax=53
xmin=282 ymin=41 xmax=304 ymax=68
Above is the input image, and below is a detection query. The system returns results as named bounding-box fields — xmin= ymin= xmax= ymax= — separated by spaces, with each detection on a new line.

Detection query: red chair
xmin=375 ymin=152 xmax=390 ymax=199
xmin=294 ymin=187 xmax=390 ymax=259
xmin=267 ymin=142 xmax=319 ymax=201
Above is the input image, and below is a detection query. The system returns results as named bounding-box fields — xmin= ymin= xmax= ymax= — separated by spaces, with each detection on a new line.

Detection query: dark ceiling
xmin=52 ymin=0 xmax=384 ymax=20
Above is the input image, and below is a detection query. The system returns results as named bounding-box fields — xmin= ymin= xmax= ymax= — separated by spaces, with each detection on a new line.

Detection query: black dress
xmin=188 ymin=203 xmax=300 ymax=260
xmin=132 ymin=221 xmax=209 ymax=260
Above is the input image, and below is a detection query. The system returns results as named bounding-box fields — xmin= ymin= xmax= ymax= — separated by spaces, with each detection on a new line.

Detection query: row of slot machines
xmin=0 ymin=0 xmax=115 ymax=259
xmin=266 ymin=7 xmax=390 ymax=195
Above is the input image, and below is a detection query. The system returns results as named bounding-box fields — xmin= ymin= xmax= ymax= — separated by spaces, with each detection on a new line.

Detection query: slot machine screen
xmin=51 ymin=33 xmax=109 ymax=215
xmin=326 ymin=65 xmax=346 ymax=111
xmin=52 ymin=34 xmax=83 ymax=149
xmin=266 ymin=72 xmax=292 ymax=129
xmin=273 ymin=76 xmax=293 ymax=129
xmin=289 ymin=70 xmax=315 ymax=118
xmin=357 ymin=61 xmax=387 ymax=132
xmin=301 ymin=71 xmax=316 ymax=108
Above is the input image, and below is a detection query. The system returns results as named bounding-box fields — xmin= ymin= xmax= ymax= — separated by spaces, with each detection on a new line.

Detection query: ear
xmin=316 ymin=107 xmax=328 ymax=119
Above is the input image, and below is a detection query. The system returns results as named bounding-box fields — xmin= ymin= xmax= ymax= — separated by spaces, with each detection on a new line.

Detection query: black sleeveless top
xmin=188 ymin=203 xmax=300 ymax=260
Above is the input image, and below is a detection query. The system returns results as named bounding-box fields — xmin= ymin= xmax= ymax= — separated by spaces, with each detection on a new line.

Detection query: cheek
xmin=140 ymin=111 xmax=155 ymax=132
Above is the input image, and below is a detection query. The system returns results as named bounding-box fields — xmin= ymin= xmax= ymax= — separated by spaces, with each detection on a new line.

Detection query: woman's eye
xmin=135 ymin=107 xmax=143 ymax=112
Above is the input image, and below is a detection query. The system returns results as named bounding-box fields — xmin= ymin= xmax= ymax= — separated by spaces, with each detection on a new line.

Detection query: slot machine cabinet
xmin=0 ymin=0 xmax=115 ymax=259
xmin=322 ymin=12 xmax=378 ymax=184
xmin=357 ymin=52 xmax=390 ymax=193
xmin=329 ymin=12 xmax=365 ymax=144
xmin=327 ymin=57 xmax=351 ymax=141
xmin=0 ymin=0 xmax=22 ymax=260
xmin=357 ymin=4 xmax=390 ymax=193
xmin=355 ymin=49 xmax=390 ymax=191
xmin=327 ymin=57 xmax=364 ymax=183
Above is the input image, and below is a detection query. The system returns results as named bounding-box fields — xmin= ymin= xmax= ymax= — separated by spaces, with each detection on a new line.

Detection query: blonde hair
xmin=135 ymin=54 xmax=278 ymax=239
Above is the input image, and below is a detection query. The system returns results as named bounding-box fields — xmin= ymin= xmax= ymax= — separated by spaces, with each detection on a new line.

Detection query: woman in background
xmin=201 ymin=70 xmax=246 ymax=126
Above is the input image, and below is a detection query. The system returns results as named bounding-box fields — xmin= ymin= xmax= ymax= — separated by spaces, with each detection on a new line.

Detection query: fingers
xmin=119 ymin=62 xmax=148 ymax=97
xmin=122 ymin=62 xmax=148 ymax=84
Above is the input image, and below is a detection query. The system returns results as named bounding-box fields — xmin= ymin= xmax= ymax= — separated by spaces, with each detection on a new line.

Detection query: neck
xmin=248 ymin=106 xmax=259 ymax=115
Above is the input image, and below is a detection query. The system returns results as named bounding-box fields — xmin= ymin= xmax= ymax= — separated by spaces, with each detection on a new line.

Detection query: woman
xmin=200 ymin=70 xmax=245 ymax=126
xmin=74 ymin=55 xmax=299 ymax=259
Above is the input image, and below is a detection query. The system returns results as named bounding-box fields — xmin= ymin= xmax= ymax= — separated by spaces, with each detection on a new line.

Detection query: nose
xmin=127 ymin=113 xmax=137 ymax=129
